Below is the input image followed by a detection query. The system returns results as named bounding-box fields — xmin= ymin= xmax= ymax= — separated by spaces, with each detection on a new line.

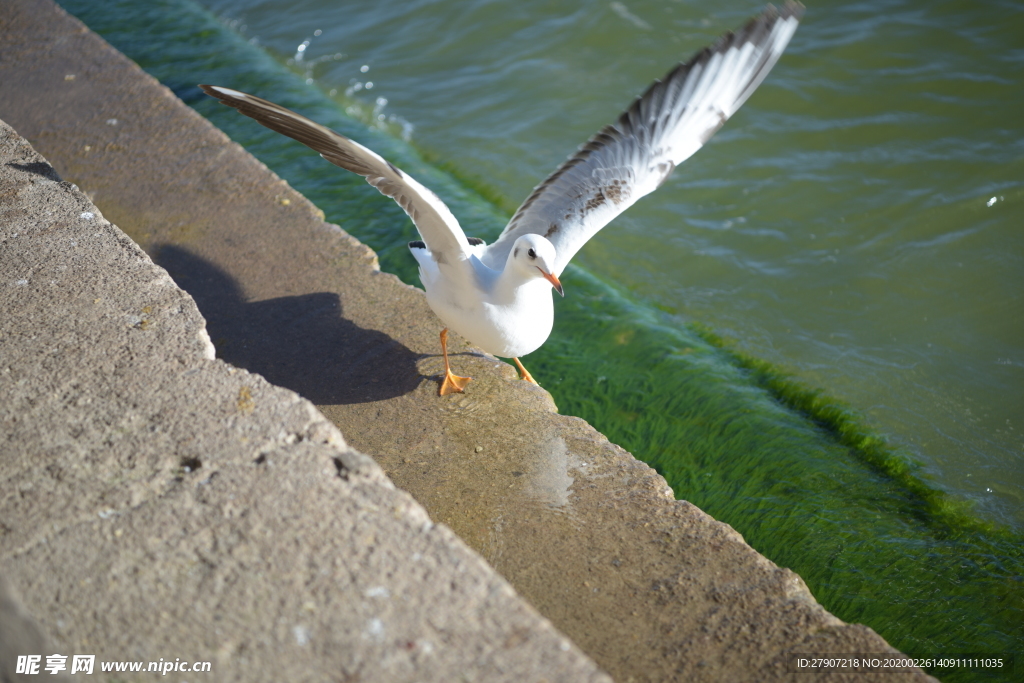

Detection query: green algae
xmin=690 ymin=321 xmax=1003 ymax=539
xmin=56 ymin=0 xmax=1024 ymax=677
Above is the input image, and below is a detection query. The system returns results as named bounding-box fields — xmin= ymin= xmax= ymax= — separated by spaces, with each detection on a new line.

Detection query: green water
xmin=57 ymin=0 xmax=1022 ymax=678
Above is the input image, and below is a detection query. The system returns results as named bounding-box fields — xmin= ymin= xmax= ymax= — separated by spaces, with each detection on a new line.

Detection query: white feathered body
xmin=414 ymin=248 xmax=554 ymax=358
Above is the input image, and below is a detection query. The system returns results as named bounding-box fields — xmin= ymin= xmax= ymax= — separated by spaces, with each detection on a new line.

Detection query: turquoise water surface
xmin=57 ymin=0 xmax=1022 ymax=678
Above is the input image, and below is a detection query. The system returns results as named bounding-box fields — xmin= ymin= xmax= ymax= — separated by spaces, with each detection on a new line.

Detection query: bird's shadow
xmin=7 ymin=161 xmax=62 ymax=181
xmin=155 ymin=245 xmax=422 ymax=404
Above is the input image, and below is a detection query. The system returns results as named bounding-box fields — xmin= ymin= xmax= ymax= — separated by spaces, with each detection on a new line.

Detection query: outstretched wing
xmin=479 ymin=1 xmax=803 ymax=275
xmin=200 ymin=85 xmax=472 ymax=266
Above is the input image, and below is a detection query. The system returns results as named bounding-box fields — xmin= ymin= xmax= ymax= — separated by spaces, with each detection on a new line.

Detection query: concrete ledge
xmin=0 ymin=0 xmax=934 ymax=680
xmin=0 ymin=121 xmax=609 ymax=681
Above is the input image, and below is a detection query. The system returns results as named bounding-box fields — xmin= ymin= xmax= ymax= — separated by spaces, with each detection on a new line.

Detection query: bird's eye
xmin=528 ymin=248 xmax=537 ymax=259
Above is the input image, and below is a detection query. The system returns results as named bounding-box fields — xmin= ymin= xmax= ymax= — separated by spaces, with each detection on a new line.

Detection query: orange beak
xmin=539 ymin=268 xmax=564 ymax=296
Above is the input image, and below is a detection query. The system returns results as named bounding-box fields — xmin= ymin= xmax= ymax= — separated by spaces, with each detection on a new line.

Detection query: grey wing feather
xmin=199 ymin=85 xmax=470 ymax=265
xmin=480 ymin=1 xmax=803 ymax=275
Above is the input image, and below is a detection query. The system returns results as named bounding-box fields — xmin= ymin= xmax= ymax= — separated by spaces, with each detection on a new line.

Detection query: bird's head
xmin=511 ymin=234 xmax=563 ymax=296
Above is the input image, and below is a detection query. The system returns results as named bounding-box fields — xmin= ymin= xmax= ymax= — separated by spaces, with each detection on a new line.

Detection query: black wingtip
xmin=778 ymin=0 xmax=806 ymax=21
xmin=408 ymin=240 xmax=426 ymax=250
xmin=199 ymin=84 xmax=232 ymax=106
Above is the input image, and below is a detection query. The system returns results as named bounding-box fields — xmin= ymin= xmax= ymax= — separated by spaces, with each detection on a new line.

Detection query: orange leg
xmin=513 ymin=357 xmax=539 ymax=385
xmin=438 ymin=328 xmax=472 ymax=395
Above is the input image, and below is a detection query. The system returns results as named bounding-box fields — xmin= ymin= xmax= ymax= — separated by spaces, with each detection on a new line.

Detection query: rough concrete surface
xmin=0 ymin=0 xmax=935 ymax=681
xmin=0 ymin=121 xmax=611 ymax=682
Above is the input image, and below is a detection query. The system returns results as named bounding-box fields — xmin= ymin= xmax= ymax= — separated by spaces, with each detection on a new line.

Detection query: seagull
xmin=201 ymin=1 xmax=803 ymax=395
